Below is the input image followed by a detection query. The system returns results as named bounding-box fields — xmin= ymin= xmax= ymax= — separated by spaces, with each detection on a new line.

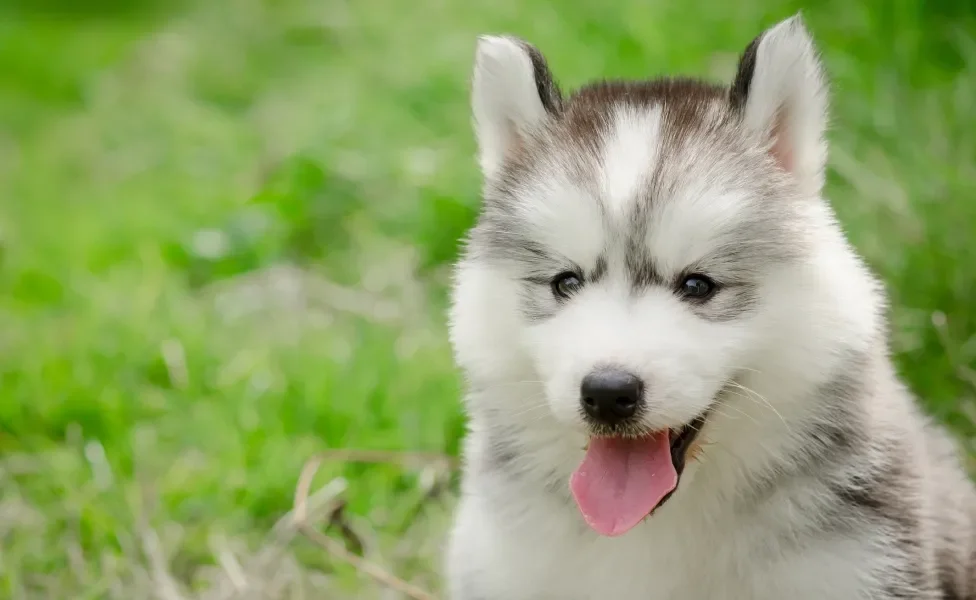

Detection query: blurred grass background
xmin=0 ymin=0 xmax=974 ymax=597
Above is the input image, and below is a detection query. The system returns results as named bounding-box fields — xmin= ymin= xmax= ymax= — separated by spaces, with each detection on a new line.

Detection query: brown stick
xmin=293 ymin=454 xmax=439 ymax=600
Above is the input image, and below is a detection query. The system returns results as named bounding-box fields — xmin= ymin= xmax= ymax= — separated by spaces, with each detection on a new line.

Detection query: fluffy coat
xmin=445 ymin=15 xmax=976 ymax=599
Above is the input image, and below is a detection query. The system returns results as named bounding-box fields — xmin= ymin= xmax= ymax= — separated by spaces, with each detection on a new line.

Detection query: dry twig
xmin=205 ymin=476 xmax=349 ymax=600
xmin=293 ymin=454 xmax=439 ymax=600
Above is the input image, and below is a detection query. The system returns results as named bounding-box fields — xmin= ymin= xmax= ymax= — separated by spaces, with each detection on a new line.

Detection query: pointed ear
xmin=729 ymin=15 xmax=828 ymax=195
xmin=471 ymin=35 xmax=562 ymax=179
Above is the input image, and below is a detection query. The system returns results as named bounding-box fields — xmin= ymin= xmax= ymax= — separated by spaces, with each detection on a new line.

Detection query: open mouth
xmin=569 ymin=412 xmax=709 ymax=537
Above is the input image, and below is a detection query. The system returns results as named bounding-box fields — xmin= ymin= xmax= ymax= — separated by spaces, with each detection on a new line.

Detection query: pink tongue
xmin=569 ymin=432 xmax=677 ymax=537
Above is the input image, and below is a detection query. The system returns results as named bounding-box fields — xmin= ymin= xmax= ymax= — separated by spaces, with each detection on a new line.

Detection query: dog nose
xmin=580 ymin=369 xmax=644 ymax=425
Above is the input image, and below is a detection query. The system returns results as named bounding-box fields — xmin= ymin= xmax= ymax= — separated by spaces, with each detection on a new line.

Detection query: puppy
xmin=445 ymin=14 xmax=976 ymax=600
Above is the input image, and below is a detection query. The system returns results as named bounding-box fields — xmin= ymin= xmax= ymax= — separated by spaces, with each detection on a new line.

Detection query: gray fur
xmin=469 ymin=78 xmax=804 ymax=323
xmin=448 ymin=16 xmax=976 ymax=600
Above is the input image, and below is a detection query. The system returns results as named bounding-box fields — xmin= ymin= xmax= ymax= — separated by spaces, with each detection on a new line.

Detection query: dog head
xmin=449 ymin=17 xmax=880 ymax=532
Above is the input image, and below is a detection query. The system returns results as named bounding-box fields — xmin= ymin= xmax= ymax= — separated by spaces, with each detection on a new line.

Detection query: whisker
xmin=724 ymin=381 xmax=792 ymax=435
xmin=709 ymin=403 xmax=759 ymax=426
xmin=509 ymin=402 xmax=552 ymax=419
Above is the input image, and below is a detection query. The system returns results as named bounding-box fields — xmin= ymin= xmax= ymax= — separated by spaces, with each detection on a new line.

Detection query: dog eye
xmin=551 ymin=272 xmax=583 ymax=299
xmin=679 ymin=274 xmax=717 ymax=300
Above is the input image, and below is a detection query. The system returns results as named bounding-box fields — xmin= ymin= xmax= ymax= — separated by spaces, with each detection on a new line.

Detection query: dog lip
xmin=669 ymin=410 xmax=709 ymax=452
xmin=647 ymin=409 xmax=711 ymax=517
xmin=668 ymin=411 xmax=708 ymax=475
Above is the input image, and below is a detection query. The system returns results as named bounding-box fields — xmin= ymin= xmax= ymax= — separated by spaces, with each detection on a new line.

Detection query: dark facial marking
xmin=590 ymin=254 xmax=609 ymax=283
xmin=686 ymin=282 xmax=759 ymax=322
xmin=627 ymin=256 xmax=662 ymax=289
xmin=467 ymin=209 xmax=555 ymax=271
xmin=624 ymin=237 xmax=664 ymax=289
xmin=555 ymin=77 xmax=728 ymax=165
xmin=473 ymin=61 xmax=799 ymax=326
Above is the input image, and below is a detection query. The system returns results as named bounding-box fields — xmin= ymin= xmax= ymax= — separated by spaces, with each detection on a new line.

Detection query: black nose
xmin=580 ymin=369 xmax=644 ymax=425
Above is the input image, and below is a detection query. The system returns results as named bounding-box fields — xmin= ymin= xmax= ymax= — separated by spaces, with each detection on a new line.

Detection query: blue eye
xmin=551 ymin=272 xmax=584 ymax=299
xmin=680 ymin=275 xmax=717 ymax=299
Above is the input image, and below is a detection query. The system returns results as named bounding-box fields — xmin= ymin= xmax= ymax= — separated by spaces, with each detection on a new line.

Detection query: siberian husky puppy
xmin=445 ymin=14 xmax=976 ymax=600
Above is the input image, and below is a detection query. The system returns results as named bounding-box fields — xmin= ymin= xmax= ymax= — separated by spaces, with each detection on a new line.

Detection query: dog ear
xmin=471 ymin=35 xmax=562 ymax=179
xmin=729 ymin=15 xmax=828 ymax=196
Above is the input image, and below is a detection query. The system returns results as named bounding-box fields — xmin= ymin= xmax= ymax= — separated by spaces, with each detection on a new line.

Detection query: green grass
xmin=0 ymin=0 xmax=974 ymax=597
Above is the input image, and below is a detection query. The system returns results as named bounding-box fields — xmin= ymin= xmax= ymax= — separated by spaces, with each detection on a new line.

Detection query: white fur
xmin=513 ymin=170 xmax=606 ymax=271
xmin=740 ymin=15 xmax=828 ymax=197
xmin=445 ymin=14 xmax=971 ymax=600
xmin=447 ymin=214 xmax=885 ymax=599
xmin=471 ymin=35 xmax=552 ymax=180
xmin=601 ymin=105 xmax=663 ymax=217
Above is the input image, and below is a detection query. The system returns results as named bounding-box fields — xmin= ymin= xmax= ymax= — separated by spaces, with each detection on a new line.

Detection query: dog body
xmin=445 ymin=16 xmax=976 ymax=599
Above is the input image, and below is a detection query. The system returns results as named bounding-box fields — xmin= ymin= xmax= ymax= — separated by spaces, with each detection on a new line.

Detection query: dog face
xmin=451 ymin=17 xmax=836 ymax=437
